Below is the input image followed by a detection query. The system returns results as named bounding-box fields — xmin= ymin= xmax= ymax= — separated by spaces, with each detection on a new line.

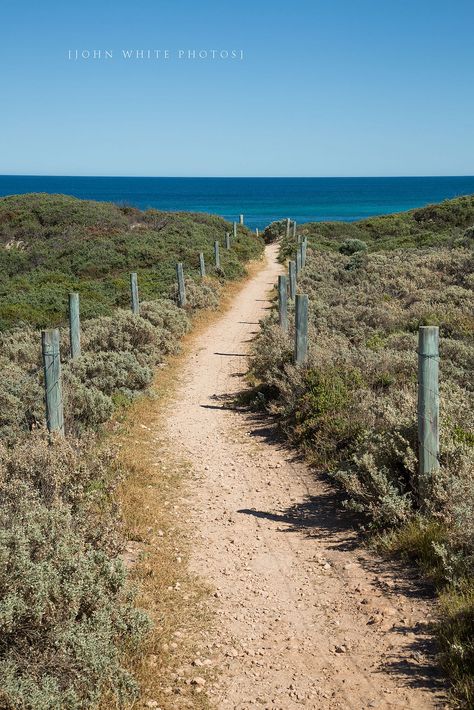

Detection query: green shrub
xmin=333 ymin=429 xmax=416 ymax=528
xmin=0 ymin=436 xmax=150 ymax=709
xmin=293 ymin=367 xmax=363 ymax=463
xmin=81 ymin=311 xmax=164 ymax=367
xmin=438 ymin=581 xmax=474 ymax=707
xmin=169 ymin=276 xmax=220 ymax=311
xmin=339 ymin=238 xmax=368 ymax=255
xmin=278 ymin=194 xmax=474 ymax=259
xmin=263 ymin=220 xmax=287 ymax=244
xmin=140 ymin=299 xmax=190 ymax=349
xmin=68 ymin=351 xmax=153 ymax=397
xmin=0 ymin=359 xmax=43 ymax=444
xmin=0 ymin=326 xmax=41 ymax=371
xmin=63 ymin=374 xmax=115 ymax=435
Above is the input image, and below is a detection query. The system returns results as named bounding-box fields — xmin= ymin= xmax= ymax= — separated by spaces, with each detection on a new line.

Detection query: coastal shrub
xmin=249 ymin=320 xmax=293 ymax=386
xmin=333 ymin=429 xmax=416 ymax=528
xmin=0 ymin=326 xmax=41 ymax=371
xmin=67 ymin=351 xmax=153 ymax=397
xmin=438 ymin=582 xmax=474 ymax=706
xmin=62 ymin=373 xmax=114 ymax=435
xmin=169 ymin=276 xmax=220 ymax=311
xmin=0 ymin=359 xmax=43 ymax=444
xmin=140 ymin=298 xmax=190 ymax=350
xmin=339 ymin=238 xmax=368 ymax=255
xmin=263 ymin=220 xmax=287 ymax=243
xmin=81 ymin=311 xmax=164 ymax=367
xmin=0 ymin=435 xmax=150 ymax=709
xmin=294 ymin=366 xmax=364 ymax=458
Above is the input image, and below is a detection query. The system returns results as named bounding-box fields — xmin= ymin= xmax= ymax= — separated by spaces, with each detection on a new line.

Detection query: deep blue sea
xmin=1 ymin=176 xmax=474 ymax=230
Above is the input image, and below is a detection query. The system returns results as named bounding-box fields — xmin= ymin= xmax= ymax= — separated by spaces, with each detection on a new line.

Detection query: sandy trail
xmin=163 ymin=244 xmax=447 ymax=709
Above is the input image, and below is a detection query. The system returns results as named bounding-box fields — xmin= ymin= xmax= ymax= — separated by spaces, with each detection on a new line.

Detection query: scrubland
xmin=0 ymin=193 xmax=263 ymax=708
xmin=251 ymin=197 xmax=474 ymax=706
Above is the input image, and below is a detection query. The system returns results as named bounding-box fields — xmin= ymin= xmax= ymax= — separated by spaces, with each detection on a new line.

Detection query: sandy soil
xmin=162 ymin=243 xmax=448 ymax=710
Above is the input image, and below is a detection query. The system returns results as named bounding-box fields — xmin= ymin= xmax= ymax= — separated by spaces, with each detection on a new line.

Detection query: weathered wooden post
xmin=296 ymin=247 xmax=302 ymax=278
xmin=130 ymin=272 xmax=139 ymax=315
xmin=418 ymin=326 xmax=440 ymax=504
xmin=288 ymin=261 xmax=296 ymax=300
xmin=214 ymin=241 xmax=220 ymax=268
xmin=68 ymin=292 xmax=81 ymax=359
xmin=42 ymin=328 xmax=65 ymax=435
xmin=301 ymin=238 xmax=307 ymax=268
xmin=278 ymin=275 xmax=288 ymax=332
xmin=233 ymin=222 xmax=238 ymax=240
xmin=293 ymin=221 xmax=297 ymax=239
xmin=256 ymin=228 xmax=259 ymax=238
xmin=176 ymin=262 xmax=186 ymax=307
xmin=199 ymin=252 xmax=206 ymax=277
xmin=239 ymin=214 xmax=244 ymax=225
xmin=286 ymin=218 xmax=291 ymax=239
xmin=225 ymin=232 xmax=231 ymax=249
xmin=294 ymin=294 xmax=309 ymax=365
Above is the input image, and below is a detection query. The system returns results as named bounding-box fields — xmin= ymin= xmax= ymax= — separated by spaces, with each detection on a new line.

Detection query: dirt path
xmin=162 ymin=244 xmax=448 ymax=709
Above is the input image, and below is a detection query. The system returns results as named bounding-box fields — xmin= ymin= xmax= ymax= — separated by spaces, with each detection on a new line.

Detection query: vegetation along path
xmin=158 ymin=243 xmax=448 ymax=709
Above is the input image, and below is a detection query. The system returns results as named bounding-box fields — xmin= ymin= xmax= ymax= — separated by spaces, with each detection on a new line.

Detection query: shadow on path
xmin=234 ymin=406 xmax=447 ymax=698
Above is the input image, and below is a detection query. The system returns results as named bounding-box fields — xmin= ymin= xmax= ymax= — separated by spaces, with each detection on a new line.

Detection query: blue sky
xmin=1 ymin=0 xmax=473 ymax=176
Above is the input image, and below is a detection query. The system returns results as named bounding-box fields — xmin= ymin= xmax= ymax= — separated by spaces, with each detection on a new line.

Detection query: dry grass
xmin=101 ymin=255 xmax=266 ymax=709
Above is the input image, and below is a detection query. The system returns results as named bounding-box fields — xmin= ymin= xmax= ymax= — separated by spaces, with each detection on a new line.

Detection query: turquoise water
xmin=1 ymin=175 xmax=474 ymax=230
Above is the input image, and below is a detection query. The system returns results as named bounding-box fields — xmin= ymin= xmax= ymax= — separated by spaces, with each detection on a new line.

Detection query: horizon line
xmin=1 ymin=173 xmax=474 ymax=180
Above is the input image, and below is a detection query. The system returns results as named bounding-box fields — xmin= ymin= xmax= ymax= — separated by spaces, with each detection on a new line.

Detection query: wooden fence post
xmin=294 ymin=294 xmax=309 ymax=365
xmin=286 ymin=218 xmax=291 ymax=239
xmin=130 ymin=272 xmax=139 ymax=315
xmin=278 ymin=275 xmax=288 ymax=332
xmin=68 ymin=292 xmax=81 ymax=359
xmin=288 ymin=261 xmax=296 ymax=300
xmin=296 ymin=247 xmax=302 ymax=278
xmin=256 ymin=228 xmax=259 ymax=238
xmin=239 ymin=214 xmax=244 ymax=225
xmin=176 ymin=262 xmax=186 ymax=307
xmin=41 ymin=328 xmax=65 ymax=435
xmin=418 ymin=326 xmax=440 ymax=504
xmin=199 ymin=252 xmax=206 ymax=277
xmin=233 ymin=222 xmax=238 ymax=240
xmin=293 ymin=221 xmax=297 ymax=239
xmin=301 ymin=238 xmax=307 ymax=268
xmin=225 ymin=232 xmax=231 ymax=249
xmin=214 ymin=241 xmax=220 ymax=268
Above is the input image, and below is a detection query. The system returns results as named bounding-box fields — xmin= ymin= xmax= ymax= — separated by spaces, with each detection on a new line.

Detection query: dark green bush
xmin=339 ymin=238 xmax=368 ymax=255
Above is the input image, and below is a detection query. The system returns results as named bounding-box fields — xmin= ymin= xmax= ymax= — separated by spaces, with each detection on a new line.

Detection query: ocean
xmin=1 ymin=175 xmax=474 ymax=231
